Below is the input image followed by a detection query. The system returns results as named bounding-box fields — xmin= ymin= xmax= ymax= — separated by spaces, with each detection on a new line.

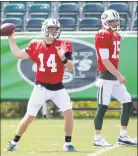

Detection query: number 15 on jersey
xmin=112 ymin=41 xmax=120 ymax=59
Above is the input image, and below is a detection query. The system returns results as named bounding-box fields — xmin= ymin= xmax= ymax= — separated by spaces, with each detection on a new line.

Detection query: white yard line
xmin=87 ymin=137 xmax=137 ymax=156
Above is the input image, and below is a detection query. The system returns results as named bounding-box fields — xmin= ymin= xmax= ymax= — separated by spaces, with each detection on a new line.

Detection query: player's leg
xmin=112 ymin=83 xmax=137 ymax=146
xmin=94 ymin=79 xmax=113 ymax=147
xmin=63 ymin=110 xmax=73 ymax=138
xmin=4 ymin=85 xmax=47 ymax=151
xmin=52 ymin=89 xmax=76 ymax=152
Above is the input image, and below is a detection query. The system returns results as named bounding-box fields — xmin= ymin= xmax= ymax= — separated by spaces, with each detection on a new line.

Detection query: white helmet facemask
xmin=41 ymin=18 xmax=61 ymax=40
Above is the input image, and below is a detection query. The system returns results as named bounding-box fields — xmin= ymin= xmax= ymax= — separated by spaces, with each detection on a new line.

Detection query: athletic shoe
xmin=4 ymin=141 xmax=18 ymax=151
xmin=117 ymin=135 xmax=137 ymax=146
xmin=93 ymin=138 xmax=113 ymax=147
xmin=63 ymin=143 xmax=77 ymax=152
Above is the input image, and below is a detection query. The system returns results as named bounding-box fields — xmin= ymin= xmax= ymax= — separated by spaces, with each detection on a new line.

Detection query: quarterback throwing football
xmin=93 ymin=10 xmax=137 ymax=147
xmin=5 ymin=18 xmax=76 ymax=152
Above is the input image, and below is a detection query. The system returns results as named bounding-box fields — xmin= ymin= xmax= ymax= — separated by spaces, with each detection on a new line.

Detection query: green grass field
xmin=1 ymin=118 xmax=137 ymax=156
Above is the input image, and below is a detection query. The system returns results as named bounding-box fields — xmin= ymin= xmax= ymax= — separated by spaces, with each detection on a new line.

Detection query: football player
xmin=5 ymin=18 xmax=76 ymax=152
xmin=93 ymin=10 xmax=137 ymax=147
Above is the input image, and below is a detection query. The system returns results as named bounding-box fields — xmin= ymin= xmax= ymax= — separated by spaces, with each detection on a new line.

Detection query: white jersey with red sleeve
xmin=95 ymin=29 xmax=121 ymax=72
xmin=25 ymin=39 xmax=72 ymax=84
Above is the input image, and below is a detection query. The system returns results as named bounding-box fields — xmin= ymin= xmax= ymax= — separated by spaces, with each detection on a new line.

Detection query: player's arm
xmin=100 ymin=49 xmax=126 ymax=83
xmin=63 ymin=52 xmax=74 ymax=71
xmin=8 ymin=33 xmax=30 ymax=59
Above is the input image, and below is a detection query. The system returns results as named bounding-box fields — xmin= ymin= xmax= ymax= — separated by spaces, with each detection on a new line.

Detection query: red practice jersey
xmin=26 ymin=39 xmax=72 ymax=84
xmin=95 ymin=29 xmax=121 ymax=72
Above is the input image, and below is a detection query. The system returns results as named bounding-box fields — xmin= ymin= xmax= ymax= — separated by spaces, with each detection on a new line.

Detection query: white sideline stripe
xmin=87 ymin=137 xmax=137 ymax=156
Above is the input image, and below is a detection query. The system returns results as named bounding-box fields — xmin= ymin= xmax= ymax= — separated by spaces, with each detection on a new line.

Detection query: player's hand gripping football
xmin=56 ymin=42 xmax=67 ymax=61
xmin=8 ymin=31 xmax=15 ymax=39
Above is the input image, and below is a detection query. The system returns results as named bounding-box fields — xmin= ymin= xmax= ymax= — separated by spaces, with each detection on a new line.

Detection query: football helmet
xmin=41 ymin=18 xmax=60 ymax=40
xmin=101 ymin=9 xmax=120 ymax=31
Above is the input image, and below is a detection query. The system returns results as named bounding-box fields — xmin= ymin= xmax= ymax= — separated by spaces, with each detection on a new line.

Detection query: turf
xmin=1 ymin=118 xmax=137 ymax=156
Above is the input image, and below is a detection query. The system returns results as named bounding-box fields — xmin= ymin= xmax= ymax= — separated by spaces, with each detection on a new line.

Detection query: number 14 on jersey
xmin=38 ymin=54 xmax=57 ymax=72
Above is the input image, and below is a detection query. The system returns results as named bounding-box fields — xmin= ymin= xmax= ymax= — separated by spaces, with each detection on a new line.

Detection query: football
xmin=0 ymin=23 xmax=16 ymax=36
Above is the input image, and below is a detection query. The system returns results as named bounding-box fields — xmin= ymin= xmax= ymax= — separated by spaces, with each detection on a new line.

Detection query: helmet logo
xmin=102 ymin=14 xmax=108 ymax=19
xmin=44 ymin=21 xmax=47 ymax=25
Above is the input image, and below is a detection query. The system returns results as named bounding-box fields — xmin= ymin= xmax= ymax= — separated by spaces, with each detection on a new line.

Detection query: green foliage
xmin=0 ymin=102 xmax=27 ymax=118
xmin=1 ymin=102 xmax=20 ymax=118
xmin=73 ymin=101 xmax=121 ymax=118
xmin=1 ymin=101 xmax=121 ymax=118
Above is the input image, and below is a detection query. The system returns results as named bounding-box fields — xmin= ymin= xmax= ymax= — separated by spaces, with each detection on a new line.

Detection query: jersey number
xmin=38 ymin=54 xmax=57 ymax=72
xmin=112 ymin=41 xmax=120 ymax=59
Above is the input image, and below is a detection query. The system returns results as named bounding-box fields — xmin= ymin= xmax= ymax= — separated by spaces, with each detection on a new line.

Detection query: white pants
xmin=26 ymin=84 xmax=72 ymax=116
xmin=96 ymin=79 xmax=132 ymax=105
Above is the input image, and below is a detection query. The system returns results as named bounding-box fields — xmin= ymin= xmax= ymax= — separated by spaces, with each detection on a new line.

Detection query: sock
xmin=65 ymin=136 xmax=72 ymax=145
xmin=11 ymin=140 xmax=17 ymax=145
xmin=65 ymin=142 xmax=72 ymax=146
xmin=120 ymin=129 xmax=127 ymax=137
xmin=12 ymin=135 xmax=21 ymax=144
xmin=94 ymin=134 xmax=101 ymax=141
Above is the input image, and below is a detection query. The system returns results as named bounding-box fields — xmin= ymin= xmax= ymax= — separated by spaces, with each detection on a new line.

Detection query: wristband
xmin=62 ymin=58 xmax=68 ymax=64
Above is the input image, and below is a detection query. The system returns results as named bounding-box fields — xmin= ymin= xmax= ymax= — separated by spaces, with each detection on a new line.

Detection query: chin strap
xmin=110 ymin=25 xmax=117 ymax=31
xmin=110 ymin=25 xmax=124 ymax=40
xmin=117 ymin=27 xmax=124 ymax=40
xmin=118 ymin=30 xmax=124 ymax=40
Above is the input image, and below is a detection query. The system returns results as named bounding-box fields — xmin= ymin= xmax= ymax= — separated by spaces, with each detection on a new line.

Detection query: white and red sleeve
xmin=95 ymin=32 xmax=111 ymax=59
xmin=25 ymin=39 xmax=37 ymax=61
